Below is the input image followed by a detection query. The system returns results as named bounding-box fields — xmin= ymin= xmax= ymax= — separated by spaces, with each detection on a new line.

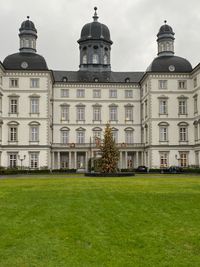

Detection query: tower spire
xmin=93 ymin=7 xmax=99 ymax=22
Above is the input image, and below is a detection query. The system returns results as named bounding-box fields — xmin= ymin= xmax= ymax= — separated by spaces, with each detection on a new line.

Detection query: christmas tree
xmin=100 ymin=123 xmax=119 ymax=173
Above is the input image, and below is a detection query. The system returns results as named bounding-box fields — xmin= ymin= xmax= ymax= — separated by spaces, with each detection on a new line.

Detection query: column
xmin=52 ymin=151 xmax=55 ymax=170
xmin=74 ymin=151 xmax=77 ymax=169
xmin=125 ymin=152 xmax=127 ymax=169
xmin=57 ymin=152 xmax=60 ymax=169
xmin=85 ymin=151 xmax=88 ymax=171
xmin=136 ymin=152 xmax=139 ymax=168
xmin=69 ymin=152 xmax=71 ymax=169
xmin=120 ymin=151 xmax=123 ymax=169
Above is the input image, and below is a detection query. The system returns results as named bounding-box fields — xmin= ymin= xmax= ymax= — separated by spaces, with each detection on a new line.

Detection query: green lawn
xmin=0 ymin=174 xmax=200 ymax=267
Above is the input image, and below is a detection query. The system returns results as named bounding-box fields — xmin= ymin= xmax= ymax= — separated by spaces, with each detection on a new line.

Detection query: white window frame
xmin=125 ymin=106 xmax=133 ymax=121
xmin=29 ymin=153 xmax=39 ymax=169
xmin=77 ymin=89 xmax=85 ymax=98
xmin=160 ymin=152 xmax=168 ymax=168
xmin=109 ymin=89 xmax=117 ymax=98
xmin=77 ymin=106 xmax=85 ymax=121
xmin=93 ymin=89 xmax=101 ymax=98
xmin=9 ymin=78 xmax=18 ymax=88
xmin=30 ymin=98 xmax=39 ymax=114
xmin=158 ymin=80 xmax=167 ymax=90
xmin=178 ymin=100 xmax=187 ymax=115
xmin=159 ymin=99 xmax=167 ymax=114
xmin=109 ymin=106 xmax=118 ymax=121
xmin=178 ymin=80 xmax=187 ymax=89
xmin=8 ymin=153 xmax=17 ymax=168
xmin=61 ymin=89 xmax=69 ymax=98
xmin=125 ymin=90 xmax=133 ymax=98
xmin=77 ymin=131 xmax=85 ymax=144
xmin=10 ymin=98 xmax=18 ymax=114
xmin=30 ymin=126 xmax=39 ymax=142
xmin=61 ymin=106 xmax=69 ymax=121
xmin=93 ymin=107 xmax=101 ymax=121
xmin=30 ymin=78 xmax=39 ymax=88
xmin=9 ymin=127 xmax=17 ymax=142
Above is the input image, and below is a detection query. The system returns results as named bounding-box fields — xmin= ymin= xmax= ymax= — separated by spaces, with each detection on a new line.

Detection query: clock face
xmin=169 ymin=65 xmax=175 ymax=72
xmin=21 ymin=61 xmax=28 ymax=69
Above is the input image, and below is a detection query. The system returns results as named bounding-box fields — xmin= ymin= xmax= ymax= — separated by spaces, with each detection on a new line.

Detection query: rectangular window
xmin=61 ymin=89 xmax=69 ymax=97
xmin=160 ymin=153 xmax=168 ymax=168
xmin=178 ymin=80 xmax=187 ymax=89
xmin=125 ymin=107 xmax=133 ymax=121
xmin=9 ymin=153 xmax=17 ymax=168
xmin=109 ymin=89 xmax=117 ymax=98
xmin=141 ymin=103 xmax=144 ymax=120
xmin=159 ymin=100 xmax=167 ymax=114
xmin=158 ymin=80 xmax=167 ymax=89
xmin=145 ymin=100 xmax=148 ymax=118
xmin=112 ymin=131 xmax=118 ymax=143
xmin=61 ymin=106 xmax=69 ymax=121
xmin=30 ymin=126 xmax=39 ymax=142
xmin=160 ymin=127 xmax=168 ymax=141
xmin=93 ymin=107 xmax=101 ymax=121
xmin=179 ymin=127 xmax=187 ymax=141
xmin=179 ymin=152 xmax=188 ymax=167
xmin=125 ymin=90 xmax=133 ymax=98
xmin=178 ymin=100 xmax=187 ymax=114
xmin=61 ymin=131 xmax=69 ymax=144
xmin=194 ymin=77 xmax=197 ymax=88
xmin=30 ymin=78 xmax=39 ymax=88
xmin=194 ymin=96 xmax=198 ymax=114
xmin=194 ymin=125 xmax=198 ymax=141
xmin=9 ymin=127 xmax=17 ymax=142
xmin=125 ymin=131 xmax=133 ymax=144
xmin=77 ymin=107 xmax=85 ymax=121
xmin=109 ymin=106 xmax=117 ymax=121
xmin=77 ymin=131 xmax=85 ymax=144
xmin=77 ymin=89 xmax=85 ymax=98
xmin=9 ymin=78 xmax=18 ymax=88
xmin=30 ymin=98 xmax=39 ymax=113
xmin=93 ymin=131 xmax=101 ymax=140
xmin=0 ymin=76 xmax=2 ymax=85
xmin=10 ymin=99 xmax=18 ymax=114
xmin=30 ymin=153 xmax=39 ymax=169
xmin=93 ymin=89 xmax=101 ymax=98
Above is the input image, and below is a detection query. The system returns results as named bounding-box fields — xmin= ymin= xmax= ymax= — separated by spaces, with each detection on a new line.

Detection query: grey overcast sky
xmin=0 ymin=0 xmax=200 ymax=71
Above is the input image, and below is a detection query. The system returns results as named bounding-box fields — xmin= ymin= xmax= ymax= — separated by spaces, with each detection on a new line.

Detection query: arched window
xmin=92 ymin=54 xmax=99 ymax=64
xmin=82 ymin=54 xmax=87 ymax=64
xmin=103 ymin=54 xmax=108 ymax=64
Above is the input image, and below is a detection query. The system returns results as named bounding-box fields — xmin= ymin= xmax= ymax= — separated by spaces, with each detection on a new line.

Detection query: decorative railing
xmin=52 ymin=142 xmax=145 ymax=149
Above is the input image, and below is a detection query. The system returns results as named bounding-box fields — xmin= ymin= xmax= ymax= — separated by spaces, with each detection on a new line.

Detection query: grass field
xmin=0 ymin=174 xmax=200 ymax=267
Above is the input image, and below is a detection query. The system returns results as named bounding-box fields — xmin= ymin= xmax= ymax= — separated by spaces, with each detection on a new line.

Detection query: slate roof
xmin=3 ymin=53 xmax=48 ymax=70
xmin=147 ymin=56 xmax=192 ymax=73
xmin=53 ymin=71 xmax=144 ymax=83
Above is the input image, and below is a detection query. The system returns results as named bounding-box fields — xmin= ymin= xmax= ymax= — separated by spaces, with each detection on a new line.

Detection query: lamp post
xmin=18 ymin=155 xmax=26 ymax=169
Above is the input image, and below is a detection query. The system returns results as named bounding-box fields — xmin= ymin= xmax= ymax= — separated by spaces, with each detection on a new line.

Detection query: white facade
xmin=1 ymin=14 xmax=200 ymax=170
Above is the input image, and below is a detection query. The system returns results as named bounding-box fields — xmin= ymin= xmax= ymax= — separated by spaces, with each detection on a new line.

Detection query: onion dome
xmin=3 ymin=16 xmax=48 ymax=70
xmin=147 ymin=21 xmax=192 ymax=73
xmin=78 ymin=7 xmax=112 ymax=44
xmin=19 ymin=16 xmax=37 ymax=37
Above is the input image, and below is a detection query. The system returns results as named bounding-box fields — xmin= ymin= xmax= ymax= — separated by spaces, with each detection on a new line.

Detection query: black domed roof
xmin=79 ymin=22 xmax=112 ymax=43
xmin=19 ymin=16 xmax=37 ymax=37
xmin=78 ymin=7 xmax=112 ymax=44
xmin=158 ymin=23 xmax=174 ymax=35
xmin=147 ymin=56 xmax=192 ymax=73
xmin=3 ymin=53 xmax=48 ymax=70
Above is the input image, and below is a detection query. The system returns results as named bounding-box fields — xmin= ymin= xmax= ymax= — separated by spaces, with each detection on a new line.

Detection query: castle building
xmin=0 ymin=8 xmax=199 ymax=170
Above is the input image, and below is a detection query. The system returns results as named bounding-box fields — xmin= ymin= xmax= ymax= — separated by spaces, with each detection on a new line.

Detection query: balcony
xmin=52 ymin=142 xmax=145 ymax=149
